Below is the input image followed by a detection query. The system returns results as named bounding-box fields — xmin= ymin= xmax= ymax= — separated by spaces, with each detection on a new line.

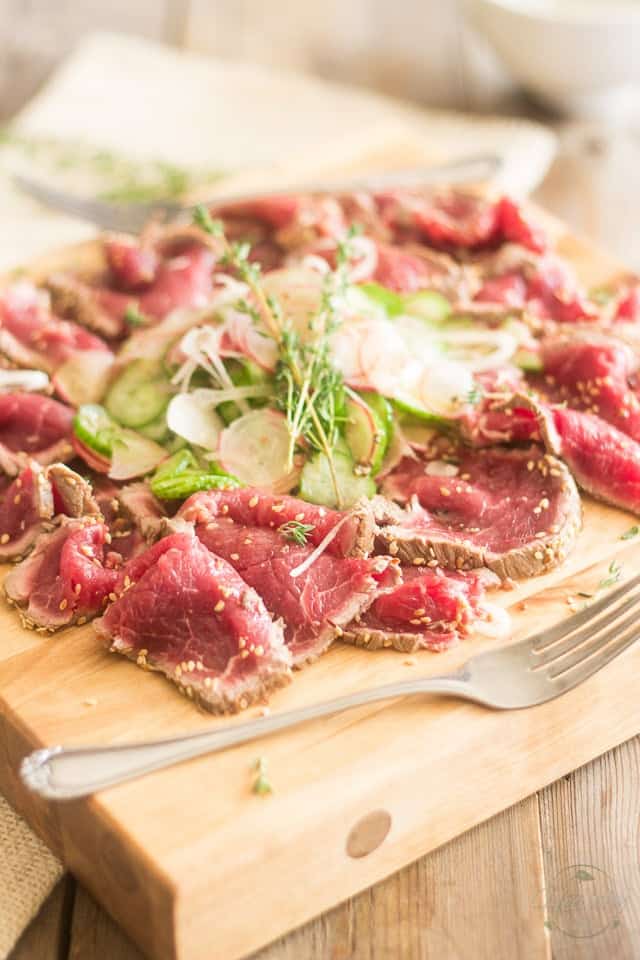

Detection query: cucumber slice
xmin=217 ymin=359 xmax=272 ymax=424
xmin=299 ymin=449 xmax=376 ymax=509
xmin=514 ymin=347 xmax=543 ymax=372
xmin=105 ymin=358 xmax=171 ymax=428
xmin=344 ymin=390 xmax=392 ymax=475
xmin=153 ymin=448 xmax=200 ymax=482
xmin=151 ymin=470 xmax=241 ymax=500
xmin=392 ymin=396 xmax=452 ymax=429
xmin=402 ymin=290 xmax=452 ymax=325
xmin=359 ymin=282 xmax=405 ymax=317
xmin=137 ymin=412 xmax=169 ymax=442
xmin=73 ymin=404 xmax=119 ymax=456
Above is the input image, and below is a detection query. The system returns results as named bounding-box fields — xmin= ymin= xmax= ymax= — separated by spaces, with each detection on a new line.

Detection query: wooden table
xmin=5 ymin=123 xmax=640 ymax=960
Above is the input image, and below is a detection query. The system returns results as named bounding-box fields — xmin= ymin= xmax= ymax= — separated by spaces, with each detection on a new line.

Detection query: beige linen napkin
xmin=0 ymin=31 xmax=556 ymax=956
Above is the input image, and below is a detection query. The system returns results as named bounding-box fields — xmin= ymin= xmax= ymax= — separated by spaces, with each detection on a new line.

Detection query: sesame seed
xmin=254 ymin=645 xmax=264 ymax=656
xmin=204 ymin=676 xmax=212 ymax=688
xmin=240 ymin=649 xmax=249 ymax=659
xmin=59 ymin=598 xmax=67 ymax=611
xmin=214 ymin=600 xmax=225 ymax=612
xmin=239 ymin=636 xmax=247 ymax=648
xmin=0 ymin=533 xmax=9 ymax=544
xmin=249 ymin=496 xmax=259 ymax=507
xmin=527 ymin=460 xmax=534 ymax=471
xmin=388 ymin=541 xmax=399 ymax=555
xmin=230 ymin=553 xmax=239 ymax=561
xmin=187 ymin=660 xmax=195 ymax=672
xmin=272 ymin=503 xmax=285 ymax=513
xmin=534 ymin=551 xmax=544 ymax=561
xmin=412 ymin=557 xmax=425 ymax=565
xmin=221 ymin=504 xmax=229 ymax=514
xmin=440 ymin=486 xmax=451 ymax=497
xmin=175 ymin=665 xmax=182 ymax=678
xmin=108 ymin=592 xmax=117 ymax=602
xmin=414 ymin=608 xmax=426 ymax=616
xmin=13 ymin=494 xmax=20 ymax=505
xmin=410 ymin=618 xmax=422 ymax=625
xmin=295 ymin=512 xmax=305 ymax=521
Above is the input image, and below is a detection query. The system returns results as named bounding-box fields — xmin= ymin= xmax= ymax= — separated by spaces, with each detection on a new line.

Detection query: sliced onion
xmin=53 ymin=350 xmax=114 ymax=405
xmin=109 ymin=431 xmax=167 ymax=481
xmin=416 ymin=361 xmax=474 ymax=416
xmin=0 ymin=369 xmax=49 ymax=393
xmin=220 ymin=308 xmax=278 ymax=370
xmin=217 ymin=408 xmax=299 ymax=491
xmin=440 ymin=329 xmax=518 ymax=373
xmin=166 ymin=390 xmax=223 ymax=450
xmin=424 ymin=460 xmax=459 ymax=477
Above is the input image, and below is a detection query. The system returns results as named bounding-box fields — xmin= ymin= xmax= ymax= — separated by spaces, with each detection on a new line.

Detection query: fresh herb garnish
xmin=193 ymin=204 xmax=223 ymax=237
xmin=278 ymin=520 xmax=316 ymax=546
xmin=599 ymin=560 xmax=622 ymax=590
xmin=621 ymin=525 xmax=640 ymax=541
xmin=0 ymin=130 xmax=223 ymax=202
xmin=252 ymin=756 xmax=273 ymax=796
xmin=465 ymin=383 xmax=484 ymax=406
xmin=124 ymin=303 xmax=149 ymax=327
xmin=194 ymin=209 xmax=354 ymax=507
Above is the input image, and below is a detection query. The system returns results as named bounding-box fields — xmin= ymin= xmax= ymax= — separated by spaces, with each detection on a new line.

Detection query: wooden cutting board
xmin=1 ymin=162 xmax=640 ymax=960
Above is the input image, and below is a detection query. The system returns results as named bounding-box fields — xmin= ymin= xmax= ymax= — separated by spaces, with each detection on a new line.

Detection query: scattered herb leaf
xmin=577 ymin=591 xmax=593 ymax=599
xmin=252 ymin=756 xmax=273 ymax=796
xmin=575 ymin=869 xmax=594 ymax=882
xmin=465 ymin=383 xmax=484 ymax=406
xmin=278 ymin=520 xmax=316 ymax=546
xmin=598 ymin=560 xmax=622 ymax=590
xmin=124 ymin=303 xmax=149 ymax=327
xmin=193 ymin=204 xmax=223 ymax=237
xmin=621 ymin=525 xmax=640 ymax=541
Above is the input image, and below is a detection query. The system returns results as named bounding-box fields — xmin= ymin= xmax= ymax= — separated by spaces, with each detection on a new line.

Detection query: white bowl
xmin=468 ymin=0 xmax=640 ymax=120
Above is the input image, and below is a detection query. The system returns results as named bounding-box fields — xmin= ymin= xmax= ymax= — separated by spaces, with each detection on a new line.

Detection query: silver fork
xmin=12 ymin=153 xmax=501 ymax=234
xmin=20 ymin=570 xmax=640 ymax=801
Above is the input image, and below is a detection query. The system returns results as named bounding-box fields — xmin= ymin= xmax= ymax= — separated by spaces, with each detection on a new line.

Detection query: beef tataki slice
xmin=179 ymin=488 xmax=374 ymax=558
xmin=0 ymin=463 xmax=54 ymax=561
xmin=185 ymin=517 xmax=398 ymax=666
xmin=0 ymin=392 xmax=73 ymax=474
xmin=4 ymin=517 xmax=119 ymax=630
xmin=94 ymin=532 xmax=291 ymax=713
xmin=377 ymin=446 xmax=582 ymax=580
xmin=536 ymin=403 xmax=640 ymax=516
xmin=342 ymin=567 xmax=500 ymax=653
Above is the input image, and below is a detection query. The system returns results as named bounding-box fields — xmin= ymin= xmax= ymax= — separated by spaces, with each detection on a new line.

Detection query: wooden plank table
xmin=5 ymin=123 xmax=640 ymax=960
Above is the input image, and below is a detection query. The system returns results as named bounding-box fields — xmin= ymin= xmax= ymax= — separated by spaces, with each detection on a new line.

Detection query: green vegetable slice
xmin=402 ymin=290 xmax=452 ymax=325
xmin=151 ymin=470 xmax=241 ymax=500
xmin=359 ymin=282 xmax=405 ymax=317
xmin=73 ymin=404 xmax=119 ymax=456
xmin=299 ymin=449 xmax=376 ymax=509
xmin=344 ymin=390 xmax=392 ymax=475
xmin=513 ymin=348 xmax=543 ymax=372
xmin=105 ymin=358 xmax=171 ymax=428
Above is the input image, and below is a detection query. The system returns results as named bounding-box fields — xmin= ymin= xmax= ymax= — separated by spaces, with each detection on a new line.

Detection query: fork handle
xmin=21 ymin=672 xmax=469 ymax=800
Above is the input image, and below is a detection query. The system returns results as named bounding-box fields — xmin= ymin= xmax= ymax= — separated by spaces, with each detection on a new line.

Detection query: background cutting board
xmin=1 ymin=149 xmax=640 ymax=960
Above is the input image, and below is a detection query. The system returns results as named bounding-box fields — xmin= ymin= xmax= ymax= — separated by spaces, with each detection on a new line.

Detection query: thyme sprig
xmin=193 ymin=205 xmax=354 ymax=507
xmin=278 ymin=520 xmax=316 ymax=546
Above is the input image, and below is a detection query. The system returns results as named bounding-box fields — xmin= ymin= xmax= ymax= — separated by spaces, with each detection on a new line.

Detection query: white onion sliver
xmin=166 ymin=392 xmax=223 ymax=450
xmin=424 ymin=460 xmax=459 ymax=478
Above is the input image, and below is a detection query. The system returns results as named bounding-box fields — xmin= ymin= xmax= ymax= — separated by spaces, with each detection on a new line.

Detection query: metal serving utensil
xmin=21 ymin=570 xmax=640 ymax=800
xmin=12 ymin=152 xmax=502 ymax=233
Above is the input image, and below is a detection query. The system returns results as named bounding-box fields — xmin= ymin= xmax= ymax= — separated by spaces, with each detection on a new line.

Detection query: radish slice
xmin=108 ymin=431 xmax=167 ymax=481
xmin=414 ymin=362 xmax=474 ymax=416
xmin=217 ymin=408 xmax=300 ymax=491
xmin=71 ymin=435 xmax=111 ymax=474
xmin=166 ymin=391 xmax=223 ymax=450
xmin=53 ymin=350 xmax=115 ymax=405
xmin=0 ymin=369 xmax=49 ymax=392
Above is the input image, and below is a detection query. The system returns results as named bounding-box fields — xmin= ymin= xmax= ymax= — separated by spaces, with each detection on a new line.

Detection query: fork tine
xmin=550 ymin=622 xmax=640 ymax=695
xmin=11 ymin=173 xmax=179 ymax=233
xmin=529 ymin=570 xmax=640 ymax=653
xmin=532 ymin=579 xmax=640 ymax=668
xmin=544 ymin=594 xmax=640 ymax=678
